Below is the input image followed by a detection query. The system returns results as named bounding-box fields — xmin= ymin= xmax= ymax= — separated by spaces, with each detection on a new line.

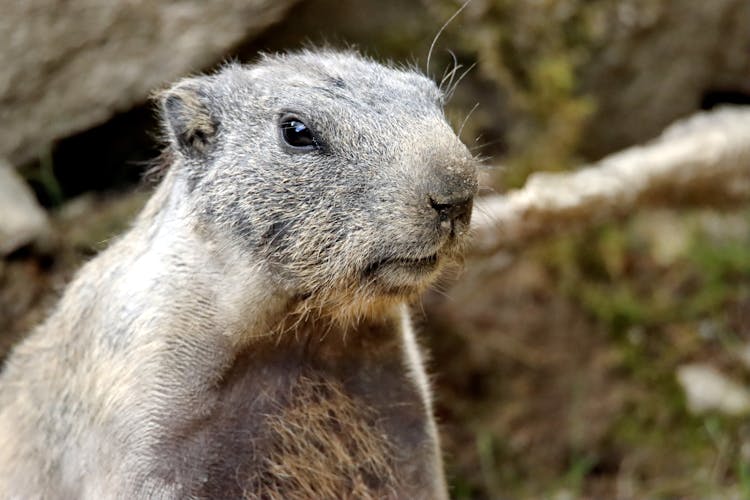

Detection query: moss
xmin=424 ymin=2 xmax=750 ymax=496
xmin=19 ymin=147 xmax=65 ymax=207
xmin=511 ymin=209 xmax=750 ymax=495
xmin=429 ymin=0 xmax=611 ymax=187
xmin=537 ymin=210 xmax=750 ymax=336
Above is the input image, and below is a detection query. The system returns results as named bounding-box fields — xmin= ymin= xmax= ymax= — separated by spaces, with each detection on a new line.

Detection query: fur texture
xmin=0 ymin=50 xmax=477 ymax=499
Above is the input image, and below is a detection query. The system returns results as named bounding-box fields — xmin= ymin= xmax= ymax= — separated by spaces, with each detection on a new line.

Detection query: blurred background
xmin=2 ymin=1 xmax=750 ymax=498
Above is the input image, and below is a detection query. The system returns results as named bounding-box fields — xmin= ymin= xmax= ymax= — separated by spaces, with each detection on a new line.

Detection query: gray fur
xmin=0 ymin=50 xmax=477 ymax=499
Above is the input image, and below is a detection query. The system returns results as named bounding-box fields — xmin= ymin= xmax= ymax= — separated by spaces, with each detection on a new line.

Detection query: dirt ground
xmin=426 ymin=209 xmax=750 ymax=499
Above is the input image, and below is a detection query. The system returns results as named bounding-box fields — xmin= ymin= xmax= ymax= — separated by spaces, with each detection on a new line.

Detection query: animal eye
xmin=279 ymin=115 xmax=318 ymax=151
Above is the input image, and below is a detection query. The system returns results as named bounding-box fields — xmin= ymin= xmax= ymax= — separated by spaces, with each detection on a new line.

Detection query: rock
xmin=0 ymin=159 xmax=50 ymax=256
xmin=0 ymin=0 xmax=297 ymax=167
xmin=630 ymin=210 xmax=690 ymax=266
xmin=676 ymin=363 xmax=750 ymax=416
xmin=580 ymin=0 xmax=750 ymax=157
xmin=428 ymin=0 xmax=750 ymax=159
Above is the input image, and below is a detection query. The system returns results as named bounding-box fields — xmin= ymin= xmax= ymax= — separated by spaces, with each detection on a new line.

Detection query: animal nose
xmin=429 ymin=195 xmax=473 ymax=227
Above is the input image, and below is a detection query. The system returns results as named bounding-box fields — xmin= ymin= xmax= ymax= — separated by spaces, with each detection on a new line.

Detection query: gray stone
xmin=581 ymin=0 xmax=750 ymax=157
xmin=0 ymin=160 xmax=50 ymax=256
xmin=676 ymin=363 xmax=750 ymax=416
xmin=426 ymin=0 xmax=750 ymax=158
xmin=0 ymin=0 xmax=297 ymax=167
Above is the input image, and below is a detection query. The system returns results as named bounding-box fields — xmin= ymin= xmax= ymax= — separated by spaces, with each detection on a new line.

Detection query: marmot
xmin=0 ymin=50 xmax=477 ymax=499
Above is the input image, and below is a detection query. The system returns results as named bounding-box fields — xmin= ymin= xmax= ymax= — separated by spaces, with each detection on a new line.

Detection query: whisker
xmin=470 ymin=138 xmax=506 ymax=152
xmin=438 ymin=59 xmax=454 ymax=93
xmin=446 ymin=62 xmax=477 ymax=102
xmin=426 ymin=0 xmax=473 ymax=76
xmin=440 ymin=50 xmax=460 ymax=94
xmin=458 ymin=102 xmax=479 ymax=139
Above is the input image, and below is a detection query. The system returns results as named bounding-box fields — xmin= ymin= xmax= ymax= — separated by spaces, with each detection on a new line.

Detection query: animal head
xmin=159 ymin=50 xmax=477 ymax=319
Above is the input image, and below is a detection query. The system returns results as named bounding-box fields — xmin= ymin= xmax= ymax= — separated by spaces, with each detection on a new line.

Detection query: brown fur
xmin=246 ymin=375 xmax=398 ymax=500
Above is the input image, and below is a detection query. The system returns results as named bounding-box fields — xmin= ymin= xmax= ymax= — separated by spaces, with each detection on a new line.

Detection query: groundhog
xmin=0 ymin=50 xmax=477 ymax=499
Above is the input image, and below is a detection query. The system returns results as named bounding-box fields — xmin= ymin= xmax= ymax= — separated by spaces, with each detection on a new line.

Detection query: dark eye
xmin=279 ymin=115 xmax=318 ymax=151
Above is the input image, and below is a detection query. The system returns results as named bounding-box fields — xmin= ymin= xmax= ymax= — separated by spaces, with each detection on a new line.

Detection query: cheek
xmin=369 ymin=187 xmax=429 ymax=234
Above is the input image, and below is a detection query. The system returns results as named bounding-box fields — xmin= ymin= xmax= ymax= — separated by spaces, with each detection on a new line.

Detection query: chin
xmin=289 ymin=249 xmax=454 ymax=324
xmin=360 ymin=253 xmax=446 ymax=300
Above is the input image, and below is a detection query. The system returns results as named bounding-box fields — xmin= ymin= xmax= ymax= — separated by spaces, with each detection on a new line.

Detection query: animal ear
xmin=159 ymin=79 xmax=218 ymax=158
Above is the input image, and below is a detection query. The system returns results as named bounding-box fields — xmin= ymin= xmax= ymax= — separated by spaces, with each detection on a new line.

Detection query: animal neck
xmin=116 ymin=167 xmax=402 ymax=361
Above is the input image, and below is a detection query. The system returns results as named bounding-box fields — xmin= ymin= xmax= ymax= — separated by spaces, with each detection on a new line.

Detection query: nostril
xmin=429 ymin=197 xmax=450 ymax=219
xmin=429 ymin=195 xmax=473 ymax=223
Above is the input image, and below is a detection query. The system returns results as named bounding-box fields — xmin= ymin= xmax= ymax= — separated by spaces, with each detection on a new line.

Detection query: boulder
xmin=426 ymin=0 xmax=750 ymax=159
xmin=0 ymin=159 xmax=50 ymax=256
xmin=0 ymin=0 xmax=297 ymax=167
xmin=581 ymin=0 xmax=750 ymax=157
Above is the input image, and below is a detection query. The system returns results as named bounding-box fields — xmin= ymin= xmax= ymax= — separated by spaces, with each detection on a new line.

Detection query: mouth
xmin=364 ymin=253 xmax=439 ymax=275
xmin=362 ymin=253 xmax=441 ymax=293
